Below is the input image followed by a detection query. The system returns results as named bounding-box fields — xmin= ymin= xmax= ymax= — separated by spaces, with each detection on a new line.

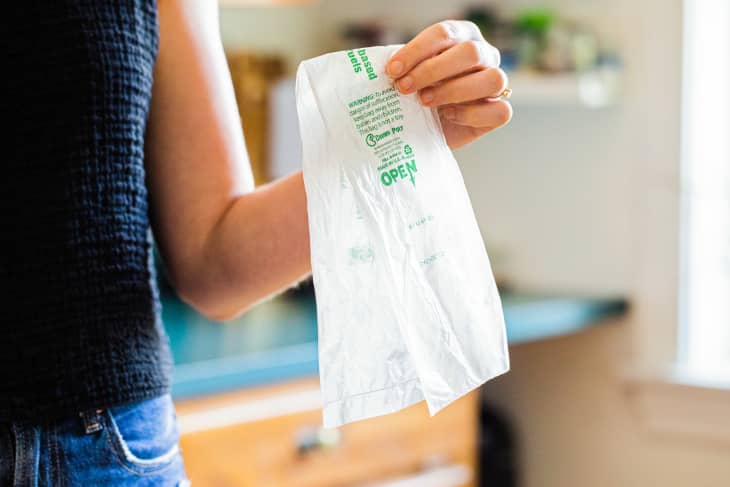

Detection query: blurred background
xmin=163 ymin=1 xmax=730 ymax=486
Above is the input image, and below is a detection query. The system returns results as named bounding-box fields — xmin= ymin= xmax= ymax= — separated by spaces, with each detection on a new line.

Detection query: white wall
xmin=220 ymin=5 xmax=321 ymax=69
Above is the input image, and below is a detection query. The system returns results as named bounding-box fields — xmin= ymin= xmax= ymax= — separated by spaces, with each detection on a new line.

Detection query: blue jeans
xmin=0 ymin=394 xmax=189 ymax=486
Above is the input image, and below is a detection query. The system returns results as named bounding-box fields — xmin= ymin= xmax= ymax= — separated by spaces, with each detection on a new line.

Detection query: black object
xmin=479 ymin=399 xmax=518 ymax=487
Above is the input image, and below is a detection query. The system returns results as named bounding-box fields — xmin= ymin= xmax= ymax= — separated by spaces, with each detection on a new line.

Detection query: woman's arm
xmin=146 ymin=0 xmax=310 ymax=320
xmin=147 ymin=1 xmax=511 ymax=321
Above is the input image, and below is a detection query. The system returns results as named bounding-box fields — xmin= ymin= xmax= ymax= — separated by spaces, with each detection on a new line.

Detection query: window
xmin=679 ymin=0 xmax=730 ymax=376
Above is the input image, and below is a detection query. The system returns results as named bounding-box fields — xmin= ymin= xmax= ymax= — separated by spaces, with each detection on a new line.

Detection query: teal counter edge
xmin=169 ymin=294 xmax=628 ymax=399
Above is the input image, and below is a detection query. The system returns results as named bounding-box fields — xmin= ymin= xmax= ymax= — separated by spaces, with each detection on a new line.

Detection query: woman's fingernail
xmin=398 ymin=76 xmax=413 ymax=92
xmin=389 ymin=60 xmax=403 ymax=77
xmin=419 ymin=89 xmax=434 ymax=105
xmin=442 ymin=107 xmax=456 ymax=121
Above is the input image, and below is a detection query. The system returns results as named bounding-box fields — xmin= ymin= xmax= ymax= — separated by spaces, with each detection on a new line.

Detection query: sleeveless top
xmin=1 ymin=1 xmax=172 ymax=421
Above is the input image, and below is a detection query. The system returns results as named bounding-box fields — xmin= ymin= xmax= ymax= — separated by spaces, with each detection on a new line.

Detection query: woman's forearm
xmin=188 ymin=171 xmax=311 ymax=320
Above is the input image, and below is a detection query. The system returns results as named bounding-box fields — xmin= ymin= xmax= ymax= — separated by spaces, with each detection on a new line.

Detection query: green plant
xmin=515 ymin=8 xmax=555 ymax=40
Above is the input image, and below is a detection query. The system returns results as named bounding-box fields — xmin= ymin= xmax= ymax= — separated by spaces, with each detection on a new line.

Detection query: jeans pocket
xmin=103 ymin=394 xmax=182 ymax=475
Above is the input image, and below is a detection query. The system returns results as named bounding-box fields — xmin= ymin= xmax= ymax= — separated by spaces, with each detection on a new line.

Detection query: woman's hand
xmin=387 ymin=20 xmax=512 ymax=150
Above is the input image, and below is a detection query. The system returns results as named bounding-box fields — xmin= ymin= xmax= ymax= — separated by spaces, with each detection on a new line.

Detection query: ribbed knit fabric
xmin=1 ymin=1 xmax=172 ymax=421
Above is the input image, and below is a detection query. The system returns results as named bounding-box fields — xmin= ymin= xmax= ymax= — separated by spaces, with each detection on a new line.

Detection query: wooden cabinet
xmin=176 ymin=378 xmax=478 ymax=486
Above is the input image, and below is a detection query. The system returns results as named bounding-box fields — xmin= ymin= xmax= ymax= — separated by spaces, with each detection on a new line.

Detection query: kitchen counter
xmin=165 ymin=285 xmax=627 ymax=399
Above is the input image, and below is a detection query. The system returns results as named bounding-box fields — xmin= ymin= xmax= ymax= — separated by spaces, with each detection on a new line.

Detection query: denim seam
xmin=105 ymin=411 xmax=180 ymax=466
xmin=51 ymin=424 xmax=61 ymax=487
xmin=102 ymin=416 xmax=178 ymax=477
xmin=45 ymin=424 xmax=52 ymax=487
xmin=11 ymin=424 xmax=25 ymax=486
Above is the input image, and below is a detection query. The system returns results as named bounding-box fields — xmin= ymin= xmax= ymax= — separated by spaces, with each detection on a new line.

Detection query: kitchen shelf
xmin=507 ymin=70 xmax=622 ymax=108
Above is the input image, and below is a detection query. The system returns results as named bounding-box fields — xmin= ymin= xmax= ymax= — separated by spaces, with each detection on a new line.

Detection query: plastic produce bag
xmin=296 ymin=45 xmax=509 ymax=428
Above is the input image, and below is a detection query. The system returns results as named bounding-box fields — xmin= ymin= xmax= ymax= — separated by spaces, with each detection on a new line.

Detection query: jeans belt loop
xmin=78 ymin=409 xmax=104 ymax=435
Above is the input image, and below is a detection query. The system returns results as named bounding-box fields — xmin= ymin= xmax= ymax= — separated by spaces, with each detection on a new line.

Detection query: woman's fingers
xmin=440 ymin=100 xmax=513 ymax=128
xmin=387 ymin=19 xmax=512 ymax=145
xmin=396 ymin=40 xmax=501 ymax=94
xmin=419 ymin=67 xmax=508 ymax=106
xmin=387 ymin=20 xmax=485 ymax=78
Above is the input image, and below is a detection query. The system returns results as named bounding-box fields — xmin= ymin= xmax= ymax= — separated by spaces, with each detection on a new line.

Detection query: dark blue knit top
xmin=1 ymin=1 xmax=172 ymax=420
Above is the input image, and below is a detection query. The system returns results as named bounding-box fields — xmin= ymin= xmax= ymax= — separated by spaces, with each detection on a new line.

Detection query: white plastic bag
xmin=296 ymin=45 xmax=509 ymax=428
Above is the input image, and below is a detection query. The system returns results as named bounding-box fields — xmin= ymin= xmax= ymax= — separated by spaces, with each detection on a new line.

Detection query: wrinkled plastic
xmin=296 ymin=45 xmax=509 ymax=428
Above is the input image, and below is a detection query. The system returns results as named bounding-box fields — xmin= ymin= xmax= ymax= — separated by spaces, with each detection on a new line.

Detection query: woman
xmin=1 ymin=1 xmax=511 ymax=484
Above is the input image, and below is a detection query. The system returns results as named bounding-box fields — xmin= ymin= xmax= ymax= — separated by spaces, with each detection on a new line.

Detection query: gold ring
xmin=498 ymin=87 xmax=512 ymax=99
